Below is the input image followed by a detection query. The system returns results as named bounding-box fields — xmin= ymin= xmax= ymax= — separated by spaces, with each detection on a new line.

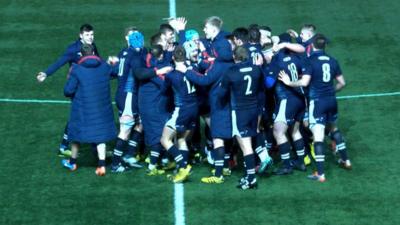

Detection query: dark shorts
xmin=273 ymin=96 xmax=306 ymax=126
xmin=115 ymin=91 xmax=139 ymax=117
xmin=232 ymin=107 xmax=258 ymax=138
xmin=309 ymin=96 xmax=338 ymax=126
xmin=210 ymin=106 xmax=232 ymax=139
xmin=165 ymin=105 xmax=198 ymax=133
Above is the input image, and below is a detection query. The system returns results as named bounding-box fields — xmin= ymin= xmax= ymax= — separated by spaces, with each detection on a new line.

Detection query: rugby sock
xmin=98 ymin=160 xmax=106 ymax=167
xmin=126 ymin=130 xmax=141 ymax=157
xmin=278 ymin=142 xmax=291 ymax=168
xmin=213 ymin=147 xmax=225 ymax=177
xmin=255 ymin=133 xmax=270 ymax=162
xmin=265 ymin=126 xmax=274 ymax=150
xmin=149 ymin=143 xmax=163 ymax=168
xmin=293 ymin=138 xmax=305 ymax=164
xmin=244 ymin=154 xmax=256 ymax=181
xmin=168 ymin=145 xmax=186 ymax=168
xmin=300 ymin=125 xmax=313 ymax=158
xmin=60 ymin=125 xmax=69 ymax=150
xmin=180 ymin=149 xmax=189 ymax=164
xmin=331 ymin=130 xmax=348 ymax=161
xmin=69 ymin=157 xmax=77 ymax=165
xmin=314 ymin=142 xmax=325 ymax=176
xmin=112 ymin=138 xmax=126 ymax=167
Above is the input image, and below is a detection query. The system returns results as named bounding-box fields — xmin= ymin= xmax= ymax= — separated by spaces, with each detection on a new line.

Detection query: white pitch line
xmin=1 ymin=91 xmax=399 ymax=104
xmin=174 ymin=183 xmax=185 ymax=225
xmin=169 ymin=0 xmax=185 ymax=224
xmin=336 ymin=91 xmax=400 ymax=99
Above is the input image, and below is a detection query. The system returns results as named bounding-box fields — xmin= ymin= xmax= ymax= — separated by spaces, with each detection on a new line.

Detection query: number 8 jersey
xmin=304 ymin=50 xmax=342 ymax=99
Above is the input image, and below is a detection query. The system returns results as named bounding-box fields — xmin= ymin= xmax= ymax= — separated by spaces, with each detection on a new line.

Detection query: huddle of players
xmin=39 ymin=16 xmax=352 ymax=190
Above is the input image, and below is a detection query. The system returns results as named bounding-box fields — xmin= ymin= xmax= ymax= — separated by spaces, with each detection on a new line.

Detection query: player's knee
xmin=331 ymin=130 xmax=344 ymax=143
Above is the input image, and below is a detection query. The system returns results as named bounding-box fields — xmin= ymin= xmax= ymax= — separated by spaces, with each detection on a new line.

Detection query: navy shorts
xmin=165 ymin=105 xmax=198 ymax=133
xmin=232 ymin=107 xmax=258 ymax=138
xmin=210 ymin=106 xmax=232 ymax=139
xmin=273 ymin=96 xmax=306 ymax=125
xmin=309 ymin=96 xmax=338 ymax=126
xmin=116 ymin=91 xmax=139 ymax=117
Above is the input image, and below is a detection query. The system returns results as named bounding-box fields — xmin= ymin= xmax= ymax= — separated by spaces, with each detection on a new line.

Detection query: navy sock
xmin=69 ymin=157 xmax=77 ymax=165
xmin=112 ymin=138 xmax=126 ymax=166
xmin=293 ymin=138 xmax=305 ymax=164
xmin=314 ymin=142 xmax=325 ymax=175
xmin=150 ymin=143 xmax=163 ymax=166
xmin=180 ymin=149 xmax=189 ymax=164
xmin=213 ymin=147 xmax=225 ymax=177
xmin=60 ymin=124 xmax=69 ymax=149
xmin=278 ymin=142 xmax=291 ymax=168
xmin=126 ymin=130 xmax=141 ymax=157
xmin=98 ymin=160 xmax=106 ymax=167
xmin=168 ymin=145 xmax=186 ymax=168
xmin=244 ymin=154 xmax=256 ymax=181
xmin=331 ymin=130 xmax=348 ymax=161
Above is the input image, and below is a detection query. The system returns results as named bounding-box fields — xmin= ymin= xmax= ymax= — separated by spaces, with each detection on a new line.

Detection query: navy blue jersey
xmin=45 ymin=40 xmax=100 ymax=76
xmin=202 ymin=31 xmax=233 ymax=62
xmin=114 ymin=47 xmax=147 ymax=93
xmin=270 ymin=50 xmax=306 ymax=99
xmin=219 ymin=61 xmax=263 ymax=110
xmin=185 ymin=61 xmax=234 ymax=139
xmin=304 ymin=51 xmax=342 ymax=99
xmin=164 ymin=70 xmax=197 ymax=107
xmin=245 ymin=43 xmax=263 ymax=60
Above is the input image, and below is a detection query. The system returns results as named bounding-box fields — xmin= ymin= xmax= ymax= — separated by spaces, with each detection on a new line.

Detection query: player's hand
xmin=287 ymin=29 xmax=299 ymax=38
xmin=252 ymin=53 xmax=263 ymax=66
xmin=107 ymin=56 xmax=119 ymax=65
xmin=278 ymin=70 xmax=291 ymax=85
xmin=174 ymin=17 xmax=187 ymax=31
xmin=156 ymin=66 xmax=173 ymax=75
xmin=37 ymin=72 xmax=47 ymax=83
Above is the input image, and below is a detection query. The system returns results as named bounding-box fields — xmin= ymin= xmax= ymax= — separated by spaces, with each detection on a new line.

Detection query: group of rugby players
xmin=37 ymin=16 xmax=352 ymax=190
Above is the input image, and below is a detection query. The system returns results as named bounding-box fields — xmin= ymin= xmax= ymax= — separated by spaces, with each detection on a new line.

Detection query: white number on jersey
xmin=244 ymin=75 xmax=253 ymax=95
xmin=288 ymin=63 xmax=298 ymax=81
xmin=118 ymin=58 xmax=125 ymax=76
xmin=183 ymin=76 xmax=196 ymax=94
xmin=322 ymin=63 xmax=331 ymax=82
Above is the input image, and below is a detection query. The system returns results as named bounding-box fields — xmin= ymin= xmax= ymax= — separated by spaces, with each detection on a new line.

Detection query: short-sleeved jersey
xmin=164 ymin=70 xmax=197 ymax=108
xmin=115 ymin=47 xmax=147 ymax=93
xmin=270 ymin=50 xmax=306 ymax=99
xmin=220 ymin=61 xmax=263 ymax=110
xmin=304 ymin=51 xmax=342 ymax=99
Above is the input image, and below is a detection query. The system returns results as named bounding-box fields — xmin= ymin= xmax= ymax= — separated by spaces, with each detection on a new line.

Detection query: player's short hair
xmin=159 ymin=23 xmax=174 ymax=34
xmin=80 ymin=24 xmax=94 ymax=33
xmin=204 ymin=16 xmax=223 ymax=29
xmin=232 ymin=27 xmax=249 ymax=43
xmin=248 ymin=27 xmax=261 ymax=43
xmin=233 ymin=46 xmax=249 ymax=62
xmin=173 ymin=46 xmax=186 ymax=62
xmin=125 ymin=26 xmax=138 ymax=37
xmin=81 ymin=44 xmax=94 ymax=56
xmin=313 ymin=33 xmax=327 ymax=50
xmin=150 ymin=32 xmax=163 ymax=46
xmin=302 ymin=24 xmax=316 ymax=33
xmin=248 ymin=24 xmax=259 ymax=30
xmin=259 ymin=25 xmax=272 ymax=32
xmin=150 ymin=44 xmax=164 ymax=59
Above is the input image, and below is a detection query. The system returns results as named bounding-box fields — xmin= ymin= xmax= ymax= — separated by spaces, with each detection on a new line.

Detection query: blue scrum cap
xmin=185 ymin=29 xmax=199 ymax=42
xmin=129 ymin=31 xmax=144 ymax=48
